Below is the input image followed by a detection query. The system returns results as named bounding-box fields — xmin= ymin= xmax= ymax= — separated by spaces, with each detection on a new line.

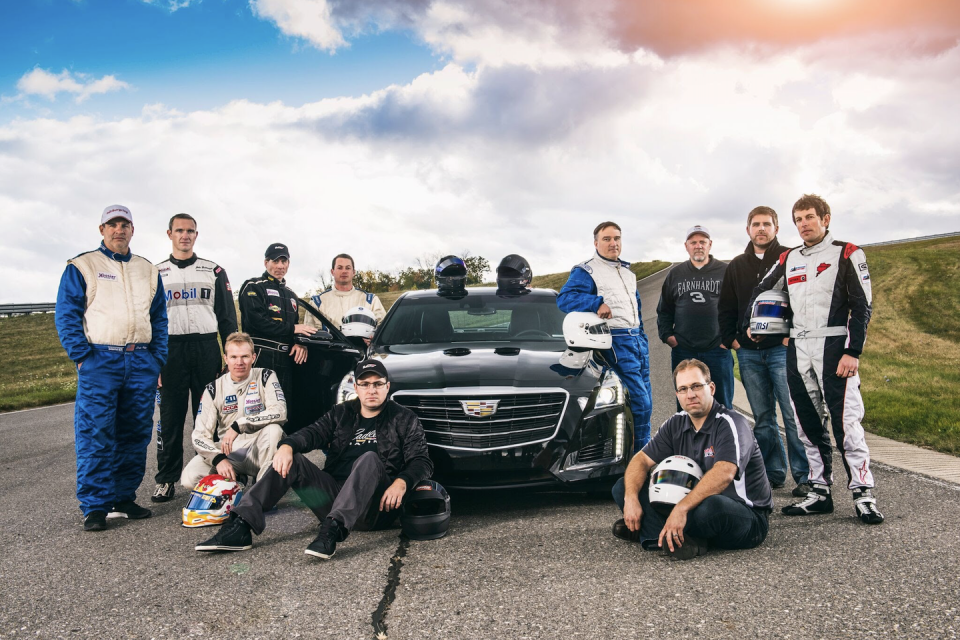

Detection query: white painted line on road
xmin=0 ymin=401 xmax=73 ymax=416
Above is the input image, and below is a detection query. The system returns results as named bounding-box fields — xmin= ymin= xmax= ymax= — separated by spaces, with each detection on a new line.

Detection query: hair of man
xmin=224 ymin=332 xmax=255 ymax=353
xmin=593 ymin=221 xmax=621 ymax=239
xmin=672 ymin=358 xmax=712 ymax=387
xmin=331 ymin=253 xmax=355 ymax=270
xmin=747 ymin=206 xmax=778 ymax=227
xmin=791 ymin=194 xmax=831 ymax=222
xmin=168 ymin=212 xmax=197 ymax=231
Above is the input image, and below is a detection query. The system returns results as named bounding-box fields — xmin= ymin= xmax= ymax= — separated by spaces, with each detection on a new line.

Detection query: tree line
xmin=316 ymin=253 xmax=491 ymax=294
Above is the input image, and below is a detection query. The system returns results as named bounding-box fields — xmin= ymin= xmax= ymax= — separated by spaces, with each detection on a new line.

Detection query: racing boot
xmin=195 ymin=515 xmax=253 ymax=552
xmin=782 ymin=483 xmax=833 ymax=516
xmin=853 ymin=488 xmax=884 ymax=525
xmin=107 ymin=501 xmax=152 ymax=519
xmin=83 ymin=511 xmax=107 ymax=532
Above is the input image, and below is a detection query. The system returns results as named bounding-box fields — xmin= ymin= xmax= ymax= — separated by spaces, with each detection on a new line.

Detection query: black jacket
xmin=656 ymin=257 xmax=727 ymax=351
xmin=238 ymin=272 xmax=300 ymax=347
xmin=279 ymin=399 xmax=433 ymax=489
xmin=717 ymin=238 xmax=789 ymax=350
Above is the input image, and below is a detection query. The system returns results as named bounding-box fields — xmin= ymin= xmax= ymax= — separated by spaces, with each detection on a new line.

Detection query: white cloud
xmin=15 ymin=68 xmax=131 ymax=104
xmin=141 ymin=0 xmax=195 ymax=11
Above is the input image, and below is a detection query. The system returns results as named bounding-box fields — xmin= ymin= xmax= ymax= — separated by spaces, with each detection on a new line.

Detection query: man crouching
xmin=611 ymin=359 xmax=772 ymax=559
xmin=180 ymin=332 xmax=286 ymax=490
xmin=196 ymin=359 xmax=433 ymax=558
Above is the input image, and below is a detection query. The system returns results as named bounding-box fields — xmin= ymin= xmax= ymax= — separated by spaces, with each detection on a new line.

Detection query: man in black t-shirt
xmin=195 ymin=359 xmax=433 ymax=558
xmin=610 ymin=359 xmax=772 ymax=559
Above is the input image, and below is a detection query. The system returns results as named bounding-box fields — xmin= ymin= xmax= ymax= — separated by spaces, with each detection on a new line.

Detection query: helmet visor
xmin=753 ymin=301 xmax=789 ymax=319
xmin=186 ymin=491 xmax=225 ymax=511
xmin=343 ymin=313 xmax=377 ymax=327
xmin=651 ymin=469 xmax=700 ymax=491
xmin=587 ymin=323 xmax=611 ymax=335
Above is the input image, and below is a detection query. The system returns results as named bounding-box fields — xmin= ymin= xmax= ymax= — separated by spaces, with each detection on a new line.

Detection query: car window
xmin=377 ymin=292 xmax=566 ymax=345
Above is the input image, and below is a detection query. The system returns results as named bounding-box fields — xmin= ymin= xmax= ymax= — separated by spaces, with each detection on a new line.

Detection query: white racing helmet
xmin=648 ymin=456 xmax=704 ymax=515
xmin=750 ymin=290 xmax=790 ymax=336
xmin=182 ymin=474 xmax=244 ymax=527
xmin=562 ymin=312 xmax=612 ymax=351
xmin=341 ymin=306 xmax=377 ymax=339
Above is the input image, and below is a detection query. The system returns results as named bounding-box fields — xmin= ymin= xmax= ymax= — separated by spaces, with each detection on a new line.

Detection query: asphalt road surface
xmin=2 ymin=268 xmax=958 ymax=639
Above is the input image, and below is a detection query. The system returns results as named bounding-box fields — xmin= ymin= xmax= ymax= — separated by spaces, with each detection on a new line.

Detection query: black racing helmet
xmin=435 ymin=255 xmax=467 ymax=293
xmin=496 ymin=254 xmax=532 ymax=291
xmin=401 ymin=480 xmax=451 ymax=540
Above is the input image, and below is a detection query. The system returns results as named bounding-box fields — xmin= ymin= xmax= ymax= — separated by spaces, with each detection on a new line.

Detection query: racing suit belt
xmin=790 ymin=327 xmax=848 ymax=338
xmin=610 ymin=328 xmax=642 ymax=336
xmin=92 ymin=343 xmax=151 ymax=352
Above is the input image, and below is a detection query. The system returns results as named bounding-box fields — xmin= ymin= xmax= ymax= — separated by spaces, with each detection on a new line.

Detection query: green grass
xmin=0 ymin=313 xmax=77 ymax=411
xmin=530 ymin=260 xmax=671 ymax=292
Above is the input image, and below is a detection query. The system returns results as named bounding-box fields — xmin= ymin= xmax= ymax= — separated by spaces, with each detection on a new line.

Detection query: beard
xmin=752 ymin=236 xmax=774 ymax=250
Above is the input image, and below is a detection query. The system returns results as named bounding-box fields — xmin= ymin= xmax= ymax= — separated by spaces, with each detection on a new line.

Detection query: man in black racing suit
xmin=239 ymin=243 xmax=316 ymax=430
xmin=747 ymin=194 xmax=883 ymax=524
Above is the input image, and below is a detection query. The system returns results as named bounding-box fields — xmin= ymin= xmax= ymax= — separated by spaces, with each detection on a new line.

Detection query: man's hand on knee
xmin=380 ymin=478 xmax=407 ymax=512
xmin=273 ymin=445 xmax=294 ymax=478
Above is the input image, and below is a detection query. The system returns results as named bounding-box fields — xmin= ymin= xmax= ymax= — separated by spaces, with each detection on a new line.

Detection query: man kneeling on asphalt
xmin=180 ymin=332 xmax=286 ymax=488
xmin=196 ymin=359 xmax=433 ymax=559
xmin=611 ymin=359 xmax=772 ymax=559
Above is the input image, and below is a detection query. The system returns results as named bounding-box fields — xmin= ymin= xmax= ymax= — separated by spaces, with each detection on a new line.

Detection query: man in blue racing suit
xmin=557 ymin=221 xmax=653 ymax=451
xmin=55 ymin=204 xmax=168 ymax=532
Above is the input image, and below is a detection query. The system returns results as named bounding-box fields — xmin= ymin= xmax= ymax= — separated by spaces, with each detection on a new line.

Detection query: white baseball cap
xmin=685 ymin=225 xmax=711 ymax=240
xmin=101 ymin=204 xmax=133 ymax=225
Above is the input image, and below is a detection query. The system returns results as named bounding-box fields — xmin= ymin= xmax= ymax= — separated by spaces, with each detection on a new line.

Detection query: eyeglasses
xmin=675 ymin=382 xmax=709 ymax=395
xmin=356 ymin=381 xmax=387 ymax=389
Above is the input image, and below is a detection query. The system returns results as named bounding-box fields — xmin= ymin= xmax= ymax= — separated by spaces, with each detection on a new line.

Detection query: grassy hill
xmin=3 ymin=249 xmax=957 ymax=457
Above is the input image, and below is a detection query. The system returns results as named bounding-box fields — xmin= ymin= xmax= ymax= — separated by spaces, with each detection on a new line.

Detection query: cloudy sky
xmin=2 ymin=0 xmax=958 ymax=303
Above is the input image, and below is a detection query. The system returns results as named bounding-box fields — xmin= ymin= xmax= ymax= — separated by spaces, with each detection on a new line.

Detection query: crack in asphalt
xmin=371 ymin=534 xmax=410 ymax=639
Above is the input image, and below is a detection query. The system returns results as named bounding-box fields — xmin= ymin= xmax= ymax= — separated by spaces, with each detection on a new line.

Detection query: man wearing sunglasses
xmin=610 ymin=359 xmax=772 ymax=559
xmin=196 ymin=359 xmax=433 ymax=558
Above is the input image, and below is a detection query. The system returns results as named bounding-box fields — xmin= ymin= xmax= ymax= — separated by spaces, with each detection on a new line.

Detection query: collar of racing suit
xmin=799 ymin=231 xmax=834 ymax=256
xmin=261 ymin=271 xmax=286 ymax=286
xmin=168 ymin=253 xmax=198 ymax=268
xmin=98 ymin=241 xmax=131 ymax=263
xmin=593 ymin=251 xmax=631 ymax=268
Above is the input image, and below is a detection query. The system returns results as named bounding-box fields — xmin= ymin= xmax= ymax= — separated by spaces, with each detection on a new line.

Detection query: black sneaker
xmin=611 ymin=518 xmax=642 ymax=543
xmin=305 ymin=517 xmax=348 ymax=559
xmin=196 ymin=516 xmax=253 ymax=552
xmin=663 ymin=534 xmax=708 ymax=560
xmin=792 ymin=482 xmax=814 ymax=498
xmin=83 ymin=511 xmax=107 ymax=532
xmin=151 ymin=483 xmax=175 ymax=503
xmin=107 ymin=501 xmax=152 ymax=519
xmin=782 ymin=484 xmax=833 ymax=516
xmin=770 ymin=480 xmax=786 ymax=489
xmin=853 ymin=489 xmax=884 ymax=525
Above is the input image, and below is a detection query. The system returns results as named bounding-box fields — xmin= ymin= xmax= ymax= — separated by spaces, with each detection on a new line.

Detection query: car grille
xmin=392 ymin=389 xmax=569 ymax=451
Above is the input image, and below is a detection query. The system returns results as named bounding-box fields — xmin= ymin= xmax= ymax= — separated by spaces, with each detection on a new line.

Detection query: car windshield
xmin=377 ymin=292 xmax=567 ymax=346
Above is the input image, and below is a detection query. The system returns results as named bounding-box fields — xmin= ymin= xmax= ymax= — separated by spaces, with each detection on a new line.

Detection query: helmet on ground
xmin=341 ymin=306 xmax=377 ymax=339
xmin=401 ymin=480 xmax=451 ymax=540
xmin=435 ymin=255 xmax=467 ymax=293
xmin=648 ymin=456 xmax=704 ymax=515
xmin=750 ymin=290 xmax=790 ymax=336
xmin=182 ymin=474 xmax=244 ymax=528
xmin=562 ymin=312 xmax=612 ymax=351
xmin=496 ymin=254 xmax=533 ymax=291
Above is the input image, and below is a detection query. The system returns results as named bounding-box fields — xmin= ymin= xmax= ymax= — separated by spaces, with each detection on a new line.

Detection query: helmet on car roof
xmin=342 ymin=306 xmax=377 ymax=339
xmin=496 ymin=254 xmax=533 ymax=292
xmin=182 ymin=474 xmax=244 ymax=528
xmin=435 ymin=255 xmax=468 ymax=294
xmin=401 ymin=480 xmax=451 ymax=540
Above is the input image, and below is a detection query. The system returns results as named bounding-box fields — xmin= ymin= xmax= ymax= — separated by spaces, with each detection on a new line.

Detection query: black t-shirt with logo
xmin=325 ymin=415 xmax=378 ymax=483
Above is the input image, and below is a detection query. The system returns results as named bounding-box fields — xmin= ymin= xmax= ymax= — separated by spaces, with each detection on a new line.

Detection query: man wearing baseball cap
xmin=195 ymin=358 xmax=433 ymax=559
xmin=656 ymin=225 xmax=734 ymax=410
xmin=238 ymin=243 xmax=316 ymax=425
xmin=55 ymin=204 xmax=169 ymax=531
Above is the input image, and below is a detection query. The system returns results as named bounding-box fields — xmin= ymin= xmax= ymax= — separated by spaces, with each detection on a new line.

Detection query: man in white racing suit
xmin=181 ymin=332 xmax=286 ymax=488
xmin=747 ymin=194 xmax=883 ymax=524
xmin=304 ymin=253 xmax=386 ymax=332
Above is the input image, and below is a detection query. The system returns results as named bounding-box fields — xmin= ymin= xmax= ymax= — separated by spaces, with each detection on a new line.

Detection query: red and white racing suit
xmin=750 ymin=231 xmax=874 ymax=490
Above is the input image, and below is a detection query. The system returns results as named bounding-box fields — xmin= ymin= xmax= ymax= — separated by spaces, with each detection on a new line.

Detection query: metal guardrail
xmin=0 ymin=303 xmax=56 ymax=317
xmin=863 ymin=231 xmax=960 ymax=247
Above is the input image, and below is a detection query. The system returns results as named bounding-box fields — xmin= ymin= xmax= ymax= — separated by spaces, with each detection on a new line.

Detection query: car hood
xmin=371 ymin=345 xmax=604 ymax=393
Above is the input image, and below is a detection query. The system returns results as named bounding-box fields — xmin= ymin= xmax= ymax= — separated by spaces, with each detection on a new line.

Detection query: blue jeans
xmin=612 ymin=477 xmax=768 ymax=550
xmin=737 ymin=346 xmax=809 ymax=485
xmin=670 ymin=345 xmax=734 ymax=411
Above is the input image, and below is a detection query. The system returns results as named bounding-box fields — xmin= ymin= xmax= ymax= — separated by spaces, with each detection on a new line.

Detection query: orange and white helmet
xmin=182 ymin=474 xmax=244 ymax=528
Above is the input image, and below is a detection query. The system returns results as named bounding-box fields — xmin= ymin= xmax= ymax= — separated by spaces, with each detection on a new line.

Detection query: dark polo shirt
xmin=642 ymin=400 xmax=773 ymax=510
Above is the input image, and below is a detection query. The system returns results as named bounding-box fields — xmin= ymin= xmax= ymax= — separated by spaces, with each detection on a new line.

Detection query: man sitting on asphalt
xmin=611 ymin=359 xmax=772 ymax=559
xmin=195 ymin=359 xmax=433 ymax=559
xmin=180 ymin=332 xmax=286 ymax=489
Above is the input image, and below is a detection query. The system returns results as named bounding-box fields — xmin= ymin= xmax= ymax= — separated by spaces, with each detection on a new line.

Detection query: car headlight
xmin=594 ymin=370 xmax=623 ymax=410
xmin=337 ymin=372 xmax=357 ymax=404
